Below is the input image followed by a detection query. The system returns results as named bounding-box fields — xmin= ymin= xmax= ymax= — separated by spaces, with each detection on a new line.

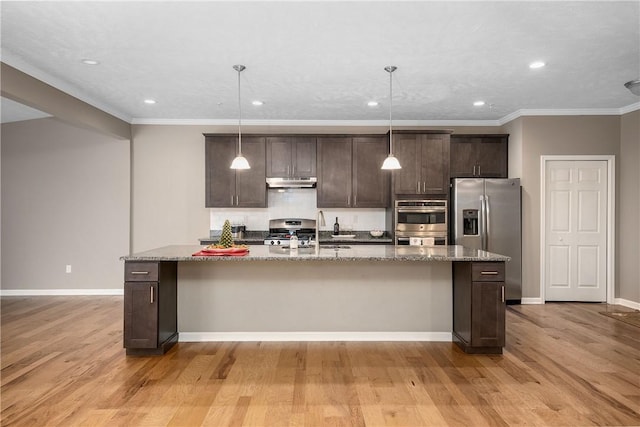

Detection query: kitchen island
xmin=122 ymin=245 xmax=509 ymax=355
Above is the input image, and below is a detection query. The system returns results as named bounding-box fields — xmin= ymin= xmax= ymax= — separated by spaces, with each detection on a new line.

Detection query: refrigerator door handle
xmin=479 ymin=195 xmax=486 ymax=250
xmin=485 ymin=194 xmax=490 ymax=251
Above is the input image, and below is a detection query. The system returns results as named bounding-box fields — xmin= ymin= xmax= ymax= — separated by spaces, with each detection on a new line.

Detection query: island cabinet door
xmin=124 ymin=282 xmax=158 ymax=349
xmin=471 ymin=281 xmax=506 ymax=347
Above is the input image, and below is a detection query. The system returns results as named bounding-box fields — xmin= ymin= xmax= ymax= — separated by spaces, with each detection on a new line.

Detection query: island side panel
xmin=176 ymin=260 xmax=452 ymax=337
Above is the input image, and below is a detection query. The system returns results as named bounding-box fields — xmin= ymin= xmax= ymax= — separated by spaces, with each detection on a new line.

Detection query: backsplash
xmin=209 ymin=189 xmax=387 ymax=232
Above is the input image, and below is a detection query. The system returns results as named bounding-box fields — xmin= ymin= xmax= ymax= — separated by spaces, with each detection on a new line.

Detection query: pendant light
xmin=381 ymin=65 xmax=401 ymax=170
xmin=230 ymin=64 xmax=250 ymax=169
xmin=625 ymin=79 xmax=640 ymax=96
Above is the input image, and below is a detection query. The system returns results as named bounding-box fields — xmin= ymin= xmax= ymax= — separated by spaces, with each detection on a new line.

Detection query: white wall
xmin=515 ymin=115 xmax=621 ymax=301
xmin=502 ymin=117 xmax=523 ymax=179
xmin=1 ymin=118 xmax=129 ymax=292
xmin=210 ymin=188 xmax=386 ymax=232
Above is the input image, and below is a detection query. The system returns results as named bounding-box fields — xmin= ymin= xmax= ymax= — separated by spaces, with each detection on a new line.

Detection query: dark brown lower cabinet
xmin=124 ymin=261 xmax=178 ymax=356
xmin=452 ymin=261 xmax=506 ymax=354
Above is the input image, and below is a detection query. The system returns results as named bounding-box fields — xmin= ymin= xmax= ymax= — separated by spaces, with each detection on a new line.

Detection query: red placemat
xmin=192 ymin=249 xmax=249 ymax=257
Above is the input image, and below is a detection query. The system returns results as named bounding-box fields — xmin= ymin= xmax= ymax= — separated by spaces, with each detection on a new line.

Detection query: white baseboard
xmin=179 ymin=331 xmax=452 ymax=342
xmin=0 ymin=289 xmax=124 ymax=296
xmin=518 ymin=297 xmax=638 ymax=309
xmin=613 ymin=298 xmax=640 ymax=310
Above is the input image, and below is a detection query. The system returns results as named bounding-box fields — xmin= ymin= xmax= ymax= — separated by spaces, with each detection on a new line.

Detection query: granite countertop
xmin=199 ymin=231 xmax=393 ymax=245
xmin=122 ymin=244 xmax=510 ymax=262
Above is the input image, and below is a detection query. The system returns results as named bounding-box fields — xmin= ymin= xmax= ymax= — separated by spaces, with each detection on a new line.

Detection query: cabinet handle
xmin=287 ymin=165 xmax=291 ymax=176
xmin=417 ymin=181 xmax=420 ymax=193
xmin=236 ymin=195 xmax=239 ymax=205
xmin=231 ymin=195 xmax=234 ymax=206
xmin=480 ymin=271 xmax=499 ymax=275
xmin=130 ymin=271 xmax=149 ymax=275
xmin=347 ymin=195 xmax=351 ymax=206
xmin=478 ymin=165 xmax=481 ymax=176
xmin=501 ymin=285 xmax=505 ymax=303
xmin=473 ymin=165 xmax=477 ymax=176
xmin=150 ymin=286 xmax=154 ymax=304
xmin=423 ymin=182 xmax=426 ymax=193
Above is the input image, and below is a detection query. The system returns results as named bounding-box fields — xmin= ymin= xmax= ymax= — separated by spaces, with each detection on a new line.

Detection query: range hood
xmin=266 ymin=177 xmax=317 ymax=188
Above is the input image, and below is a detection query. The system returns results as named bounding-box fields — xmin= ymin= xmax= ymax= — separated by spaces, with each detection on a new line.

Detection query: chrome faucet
xmin=316 ymin=210 xmax=326 ymax=253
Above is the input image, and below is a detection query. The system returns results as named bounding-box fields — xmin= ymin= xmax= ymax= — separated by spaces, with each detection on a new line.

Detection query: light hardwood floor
xmin=1 ymin=296 xmax=639 ymax=426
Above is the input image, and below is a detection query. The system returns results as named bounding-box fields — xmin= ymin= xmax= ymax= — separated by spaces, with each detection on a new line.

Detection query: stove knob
xmin=276 ymin=240 xmax=281 ymax=245
xmin=270 ymin=240 xmax=275 ymax=245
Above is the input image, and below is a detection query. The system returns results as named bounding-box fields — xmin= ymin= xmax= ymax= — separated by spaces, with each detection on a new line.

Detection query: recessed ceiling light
xmin=473 ymin=101 xmax=485 ymax=107
xmin=529 ymin=61 xmax=546 ymax=69
xmin=367 ymin=101 xmax=379 ymax=107
xmin=143 ymin=99 xmax=156 ymax=105
xmin=251 ymin=100 xmax=264 ymax=106
xmin=81 ymin=59 xmax=99 ymax=65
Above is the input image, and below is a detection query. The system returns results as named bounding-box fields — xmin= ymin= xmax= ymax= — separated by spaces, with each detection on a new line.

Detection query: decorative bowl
xmin=370 ymin=230 xmax=384 ymax=237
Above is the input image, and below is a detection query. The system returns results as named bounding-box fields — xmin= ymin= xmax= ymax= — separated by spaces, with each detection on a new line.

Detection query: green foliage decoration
xmin=218 ymin=220 xmax=235 ymax=248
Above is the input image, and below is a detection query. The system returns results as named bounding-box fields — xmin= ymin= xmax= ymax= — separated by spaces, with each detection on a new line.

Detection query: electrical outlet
xmin=65 ymin=265 xmax=72 ymax=274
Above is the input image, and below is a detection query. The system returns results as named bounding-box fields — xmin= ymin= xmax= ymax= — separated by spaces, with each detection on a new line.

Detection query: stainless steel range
xmin=263 ymin=218 xmax=316 ymax=246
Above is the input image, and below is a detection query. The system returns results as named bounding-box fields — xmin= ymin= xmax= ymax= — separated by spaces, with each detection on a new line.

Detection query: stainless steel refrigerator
xmin=452 ymin=178 xmax=522 ymax=302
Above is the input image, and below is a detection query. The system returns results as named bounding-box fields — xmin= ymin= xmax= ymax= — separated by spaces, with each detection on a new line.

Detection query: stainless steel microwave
xmin=395 ymin=199 xmax=447 ymax=234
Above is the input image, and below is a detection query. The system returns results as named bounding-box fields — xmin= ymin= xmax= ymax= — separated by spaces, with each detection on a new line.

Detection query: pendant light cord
xmin=389 ymin=67 xmax=393 ymax=155
xmin=237 ymin=67 xmax=242 ymax=155
xmin=385 ymin=66 xmax=397 ymax=156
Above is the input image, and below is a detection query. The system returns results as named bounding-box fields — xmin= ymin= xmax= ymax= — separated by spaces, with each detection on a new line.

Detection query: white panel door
xmin=545 ymin=160 xmax=607 ymax=301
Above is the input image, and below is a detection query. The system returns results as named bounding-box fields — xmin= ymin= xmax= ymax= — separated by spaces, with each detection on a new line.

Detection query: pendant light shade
xmin=381 ymin=153 xmax=402 ymax=169
xmin=230 ymin=155 xmax=250 ymax=169
xmin=230 ymin=64 xmax=250 ymax=170
xmin=381 ymin=65 xmax=401 ymax=170
xmin=625 ymin=79 xmax=640 ymax=96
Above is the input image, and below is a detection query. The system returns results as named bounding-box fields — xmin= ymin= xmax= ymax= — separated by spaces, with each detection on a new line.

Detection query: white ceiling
xmin=1 ymin=1 xmax=639 ymax=124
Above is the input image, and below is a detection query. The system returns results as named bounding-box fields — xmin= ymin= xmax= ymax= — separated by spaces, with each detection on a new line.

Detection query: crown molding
xmin=131 ymin=118 xmax=503 ymax=127
xmin=620 ymin=102 xmax=640 ymax=115
xmin=498 ymin=106 xmax=640 ymax=125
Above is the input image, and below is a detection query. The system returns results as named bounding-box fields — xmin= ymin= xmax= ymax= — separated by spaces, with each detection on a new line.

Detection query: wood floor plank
xmin=2 ymin=297 xmax=640 ymax=426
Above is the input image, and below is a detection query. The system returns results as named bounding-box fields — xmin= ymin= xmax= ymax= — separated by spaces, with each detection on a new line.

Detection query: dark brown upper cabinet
xmin=317 ymin=136 xmax=390 ymax=208
xmin=205 ymin=135 xmax=266 ymax=207
xmin=450 ymin=135 xmax=508 ymax=178
xmin=266 ymin=136 xmax=316 ymax=178
xmin=352 ymin=136 xmax=391 ymax=207
xmin=393 ymin=132 xmax=450 ymax=195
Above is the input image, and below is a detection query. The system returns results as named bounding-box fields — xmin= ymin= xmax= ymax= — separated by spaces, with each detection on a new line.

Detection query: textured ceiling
xmin=1 ymin=1 xmax=639 ymax=124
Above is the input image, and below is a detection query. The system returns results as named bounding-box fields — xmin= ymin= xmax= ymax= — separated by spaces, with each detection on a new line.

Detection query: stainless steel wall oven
xmin=395 ymin=199 xmax=447 ymax=245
